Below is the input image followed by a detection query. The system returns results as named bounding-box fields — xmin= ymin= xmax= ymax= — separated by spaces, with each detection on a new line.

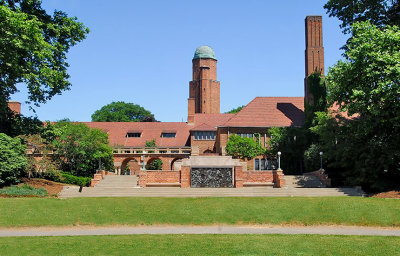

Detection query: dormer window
xmin=126 ymin=132 xmax=141 ymax=138
xmin=161 ymin=133 xmax=176 ymax=138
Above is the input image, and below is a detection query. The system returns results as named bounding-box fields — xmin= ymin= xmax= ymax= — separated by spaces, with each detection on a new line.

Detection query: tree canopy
xmin=225 ymin=105 xmax=244 ymax=114
xmin=51 ymin=122 xmax=113 ymax=177
xmin=312 ymin=22 xmax=400 ymax=191
xmin=324 ymin=0 xmax=399 ymax=33
xmin=0 ymin=133 xmax=27 ymax=187
xmin=91 ymin=101 xmax=156 ymax=122
xmin=0 ymin=0 xmax=89 ymax=106
xmin=226 ymin=134 xmax=265 ymax=160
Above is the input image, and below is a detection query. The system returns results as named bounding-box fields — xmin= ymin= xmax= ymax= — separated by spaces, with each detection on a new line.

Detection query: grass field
xmin=0 ymin=234 xmax=399 ymax=255
xmin=0 ymin=197 xmax=399 ymax=227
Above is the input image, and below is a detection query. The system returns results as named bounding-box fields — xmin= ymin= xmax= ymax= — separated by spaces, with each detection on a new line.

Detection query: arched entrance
xmin=171 ymin=158 xmax=183 ymax=171
xmin=121 ymin=158 xmax=141 ymax=175
xmin=146 ymin=157 xmax=163 ymax=170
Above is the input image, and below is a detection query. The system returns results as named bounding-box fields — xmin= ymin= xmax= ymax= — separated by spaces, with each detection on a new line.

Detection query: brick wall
xmin=138 ymin=170 xmax=180 ymax=187
xmin=190 ymin=135 xmax=216 ymax=154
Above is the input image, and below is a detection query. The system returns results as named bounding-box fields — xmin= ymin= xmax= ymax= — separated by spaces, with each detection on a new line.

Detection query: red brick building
xmin=15 ymin=16 xmax=325 ymax=188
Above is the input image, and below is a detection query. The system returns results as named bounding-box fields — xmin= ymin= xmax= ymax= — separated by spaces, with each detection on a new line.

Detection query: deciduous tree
xmin=91 ymin=101 xmax=156 ymax=122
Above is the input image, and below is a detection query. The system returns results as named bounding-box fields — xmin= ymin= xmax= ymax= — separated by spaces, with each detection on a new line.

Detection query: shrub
xmin=52 ymin=122 xmax=114 ymax=177
xmin=0 ymin=184 xmax=47 ymax=196
xmin=226 ymin=135 xmax=265 ymax=159
xmin=57 ymin=173 xmax=91 ymax=187
xmin=147 ymin=159 xmax=163 ymax=170
xmin=0 ymin=133 xmax=27 ymax=187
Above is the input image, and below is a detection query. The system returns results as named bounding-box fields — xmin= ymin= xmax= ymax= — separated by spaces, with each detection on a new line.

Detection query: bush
xmin=0 ymin=184 xmax=47 ymax=196
xmin=147 ymin=159 xmax=163 ymax=170
xmin=226 ymin=135 xmax=265 ymax=159
xmin=57 ymin=173 xmax=91 ymax=187
xmin=0 ymin=133 xmax=27 ymax=187
xmin=52 ymin=122 xmax=114 ymax=177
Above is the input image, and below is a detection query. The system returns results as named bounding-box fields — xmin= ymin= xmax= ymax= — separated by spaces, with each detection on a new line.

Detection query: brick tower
xmin=188 ymin=46 xmax=220 ymax=123
xmin=305 ymin=16 xmax=324 ymax=104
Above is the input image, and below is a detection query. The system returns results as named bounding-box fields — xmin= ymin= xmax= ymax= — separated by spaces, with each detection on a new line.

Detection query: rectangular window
xmin=261 ymin=159 xmax=266 ymax=170
xmin=237 ymin=133 xmax=253 ymax=138
xmin=126 ymin=132 xmax=141 ymax=138
xmin=193 ymin=131 xmax=216 ymax=140
xmin=254 ymin=159 xmax=260 ymax=170
xmin=161 ymin=133 xmax=176 ymax=138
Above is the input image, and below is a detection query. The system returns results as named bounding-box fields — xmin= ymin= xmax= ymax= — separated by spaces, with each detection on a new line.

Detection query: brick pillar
xmin=273 ymin=169 xmax=285 ymax=188
xmin=305 ymin=16 xmax=324 ymax=105
xmin=138 ymin=170 xmax=147 ymax=187
xmin=234 ymin=166 xmax=244 ymax=188
xmin=181 ymin=166 xmax=191 ymax=188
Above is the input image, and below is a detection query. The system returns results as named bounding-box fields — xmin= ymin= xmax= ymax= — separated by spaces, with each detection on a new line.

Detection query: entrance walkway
xmin=60 ymin=186 xmax=364 ymax=198
xmin=0 ymin=225 xmax=399 ymax=237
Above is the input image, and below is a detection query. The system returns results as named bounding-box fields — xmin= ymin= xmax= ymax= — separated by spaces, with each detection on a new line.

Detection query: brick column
xmin=234 ymin=166 xmax=244 ymax=188
xmin=273 ymin=169 xmax=285 ymax=188
xmin=181 ymin=166 xmax=191 ymax=188
xmin=138 ymin=170 xmax=147 ymax=187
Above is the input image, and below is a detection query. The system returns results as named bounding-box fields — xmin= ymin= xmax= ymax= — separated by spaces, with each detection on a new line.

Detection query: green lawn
xmin=0 ymin=234 xmax=399 ymax=255
xmin=0 ymin=197 xmax=399 ymax=227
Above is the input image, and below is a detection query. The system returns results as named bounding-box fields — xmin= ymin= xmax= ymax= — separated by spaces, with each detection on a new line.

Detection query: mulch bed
xmin=372 ymin=191 xmax=400 ymax=199
xmin=20 ymin=178 xmax=65 ymax=196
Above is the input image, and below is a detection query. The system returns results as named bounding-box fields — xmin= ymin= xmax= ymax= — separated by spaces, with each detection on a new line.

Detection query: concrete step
xmin=60 ymin=186 xmax=365 ymax=198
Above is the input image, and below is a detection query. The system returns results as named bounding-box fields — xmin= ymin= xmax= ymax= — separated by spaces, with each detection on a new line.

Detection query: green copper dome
xmin=193 ymin=45 xmax=217 ymax=60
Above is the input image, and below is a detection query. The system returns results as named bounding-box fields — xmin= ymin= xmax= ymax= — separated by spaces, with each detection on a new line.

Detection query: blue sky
xmin=11 ymin=0 xmax=348 ymax=122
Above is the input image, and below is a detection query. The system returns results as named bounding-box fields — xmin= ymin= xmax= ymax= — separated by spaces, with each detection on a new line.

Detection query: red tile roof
xmin=83 ymin=122 xmax=190 ymax=147
xmin=193 ymin=113 xmax=235 ymax=127
xmin=222 ymin=97 xmax=305 ymax=127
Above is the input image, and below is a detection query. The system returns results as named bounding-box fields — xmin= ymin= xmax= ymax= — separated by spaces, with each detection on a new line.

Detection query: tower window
xmin=126 ymin=133 xmax=141 ymax=138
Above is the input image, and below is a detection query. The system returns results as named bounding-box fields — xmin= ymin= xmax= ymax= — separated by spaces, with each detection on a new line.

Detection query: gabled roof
xmin=193 ymin=113 xmax=235 ymax=128
xmin=83 ymin=122 xmax=190 ymax=147
xmin=222 ymin=97 xmax=305 ymax=127
xmin=190 ymin=123 xmax=217 ymax=131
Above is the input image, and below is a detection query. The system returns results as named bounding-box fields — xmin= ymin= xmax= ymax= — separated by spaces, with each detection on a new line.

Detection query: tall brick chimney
xmin=188 ymin=46 xmax=220 ymax=123
xmin=305 ymin=16 xmax=324 ymax=104
xmin=7 ymin=101 xmax=21 ymax=115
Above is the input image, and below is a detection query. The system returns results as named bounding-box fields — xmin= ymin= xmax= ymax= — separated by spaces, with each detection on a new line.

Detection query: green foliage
xmin=0 ymin=184 xmax=47 ymax=196
xmin=57 ymin=173 xmax=91 ymax=187
xmin=91 ymin=101 xmax=156 ymax=122
xmin=147 ymin=159 xmax=163 ymax=170
xmin=225 ymin=105 xmax=244 ymax=114
xmin=315 ymin=22 xmax=400 ymax=191
xmin=304 ymin=143 xmax=322 ymax=172
xmin=51 ymin=122 xmax=114 ymax=177
xmin=324 ymin=0 xmax=399 ymax=34
xmin=0 ymin=105 xmax=44 ymax=137
xmin=145 ymin=139 xmax=156 ymax=147
xmin=19 ymin=134 xmax=60 ymax=179
xmin=267 ymin=127 xmax=309 ymax=174
xmin=0 ymin=1 xmax=89 ymax=106
xmin=0 ymin=133 xmax=27 ymax=187
xmin=305 ymin=72 xmax=327 ymax=128
xmin=226 ymin=135 xmax=265 ymax=159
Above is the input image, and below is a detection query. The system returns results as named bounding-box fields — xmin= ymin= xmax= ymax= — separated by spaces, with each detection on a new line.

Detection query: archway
xmin=121 ymin=158 xmax=141 ymax=175
xmin=146 ymin=157 xmax=163 ymax=170
xmin=171 ymin=158 xmax=183 ymax=171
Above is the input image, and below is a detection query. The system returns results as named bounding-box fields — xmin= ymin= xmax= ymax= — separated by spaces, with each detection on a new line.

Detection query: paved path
xmin=60 ymin=186 xmax=365 ymax=198
xmin=1 ymin=225 xmax=399 ymax=237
